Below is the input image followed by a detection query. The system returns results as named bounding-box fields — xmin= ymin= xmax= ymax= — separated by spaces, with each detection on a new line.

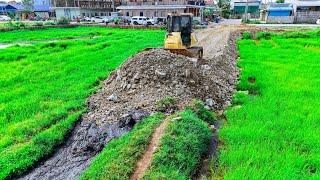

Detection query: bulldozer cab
xmin=164 ymin=13 xmax=203 ymax=59
xmin=167 ymin=14 xmax=193 ymax=47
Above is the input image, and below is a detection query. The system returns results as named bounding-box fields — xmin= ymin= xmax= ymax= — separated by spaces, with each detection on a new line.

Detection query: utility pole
xmin=156 ymin=0 xmax=158 ymax=18
xmin=244 ymin=0 xmax=248 ymax=22
xmin=111 ymin=0 xmax=114 ymax=12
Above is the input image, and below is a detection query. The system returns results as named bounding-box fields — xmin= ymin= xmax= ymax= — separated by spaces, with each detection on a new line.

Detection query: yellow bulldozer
xmin=164 ymin=13 xmax=203 ymax=59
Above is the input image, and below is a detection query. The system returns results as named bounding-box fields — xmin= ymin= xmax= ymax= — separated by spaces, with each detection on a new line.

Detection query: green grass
xmin=0 ymin=26 xmax=164 ymax=179
xmin=0 ymin=26 xmax=114 ymax=43
xmin=81 ymin=113 xmax=164 ymax=180
xmin=219 ymin=29 xmax=320 ymax=179
xmin=143 ymin=109 xmax=212 ymax=179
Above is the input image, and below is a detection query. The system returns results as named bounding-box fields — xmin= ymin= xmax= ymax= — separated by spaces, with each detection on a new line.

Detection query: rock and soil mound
xmin=89 ymin=42 xmax=238 ymax=120
xmin=21 ymin=29 xmax=239 ymax=180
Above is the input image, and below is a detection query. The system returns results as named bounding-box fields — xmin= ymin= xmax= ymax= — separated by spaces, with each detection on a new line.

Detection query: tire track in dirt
xmin=130 ymin=118 xmax=169 ymax=180
xmin=196 ymin=25 xmax=238 ymax=59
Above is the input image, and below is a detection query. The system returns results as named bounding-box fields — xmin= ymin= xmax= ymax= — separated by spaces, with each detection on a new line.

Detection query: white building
xmin=116 ymin=0 xmax=205 ymax=19
xmin=52 ymin=0 xmax=119 ymax=19
xmin=285 ymin=0 xmax=320 ymax=23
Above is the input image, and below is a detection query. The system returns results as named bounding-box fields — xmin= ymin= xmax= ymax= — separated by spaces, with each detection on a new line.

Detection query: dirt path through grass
xmin=130 ymin=118 xmax=170 ymax=180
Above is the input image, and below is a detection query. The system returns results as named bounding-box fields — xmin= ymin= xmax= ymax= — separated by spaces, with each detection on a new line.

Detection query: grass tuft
xmin=242 ymin=32 xmax=252 ymax=40
xmin=81 ymin=113 xmax=165 ymax=180
xmin=156 ymin=96 xmax=178 ymax=113
xmin=186 ymin=99 xmax=217 ymax=124
xmin=143 ymin=109 xmax=212 ymax=179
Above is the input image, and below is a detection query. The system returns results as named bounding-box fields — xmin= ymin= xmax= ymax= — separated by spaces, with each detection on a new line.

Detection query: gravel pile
xmin=87 ymin=33 xmax=239 ymax=126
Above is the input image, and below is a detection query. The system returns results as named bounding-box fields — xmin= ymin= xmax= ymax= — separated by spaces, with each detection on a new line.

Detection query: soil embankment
xmin=21 ymin=25 xmax=240 ymax=180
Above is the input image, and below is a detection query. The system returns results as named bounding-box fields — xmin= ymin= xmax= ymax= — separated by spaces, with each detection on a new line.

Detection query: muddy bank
xmin=20 ymin=108 xmax=150 ymax=180
xmin=20 ymin=119 xmax=128 ymax=179
xmin=21 ymin=27 xmax=240 ymax=180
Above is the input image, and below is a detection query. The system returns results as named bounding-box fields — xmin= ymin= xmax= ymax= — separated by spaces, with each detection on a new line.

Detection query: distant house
xmin=0 ymin=3 xmax=11 ymax=15
xmin=266 ymin=3 xmax=294 ymax=23
xmin=0 ymin=1 xmax=52 ymax=19
xmin=230 ymin=0 xmax=261 ymax=18
xmin=0 ymin=3 xmax=23 ymax=15
xmin=285 ymin=0 xmax=320 ymax=23
xmin=116 ymin=0 xmax=206 ymax=19
xmin=33 ymin=5 xmax=51 ymax=19
xmin=0 ymin=3 xmax=24 ymax=19
xmin=52 ymin=0 xmax=119 ymax=19
xmin=31 ymin=0 xmax=52 ymax=19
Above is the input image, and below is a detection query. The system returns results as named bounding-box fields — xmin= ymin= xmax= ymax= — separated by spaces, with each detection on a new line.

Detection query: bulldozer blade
xmin=166 ymin=46 xmax=203 ymax=60
xmin=143 ymin=47 xmax=203 ymax=60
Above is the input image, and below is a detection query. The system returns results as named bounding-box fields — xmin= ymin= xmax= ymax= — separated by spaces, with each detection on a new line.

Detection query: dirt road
xmin=20 ymin=25 xmax=240 ymax=180
xmin=196 ymin=25 xmax=239 ymax=59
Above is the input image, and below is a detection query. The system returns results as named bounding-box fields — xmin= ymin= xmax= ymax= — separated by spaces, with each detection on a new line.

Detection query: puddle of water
xmin=0 ymin=36 xmax=98 ymax=50
xmin=0 ymin=44 xmax=12 ymax=49
xmin=0 ymin=43 xmax=32 ymax=49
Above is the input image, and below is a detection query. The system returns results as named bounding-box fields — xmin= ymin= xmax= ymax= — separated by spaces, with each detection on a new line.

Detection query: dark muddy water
xmin=20 ymin=119 xmax=130 ymax=180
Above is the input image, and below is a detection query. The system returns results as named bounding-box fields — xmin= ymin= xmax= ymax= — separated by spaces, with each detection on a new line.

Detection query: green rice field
xmin=0 ymin=26 xmax=164 ymax=179
xmin=219 ymin=30 xmax=320 ymax=179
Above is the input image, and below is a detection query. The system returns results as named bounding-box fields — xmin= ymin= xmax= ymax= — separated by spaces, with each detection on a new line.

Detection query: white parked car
xmin=316 ymin=18 xmax=320 ymax=25
xmin=131 ymin=16 xmax=155 ymax=25
xmin=83 ymin=17 xmax=92 ymax=21
xmin=0 ymin=15 xmax=11 ymax=21
xmin=91 ymin=16 xmax=109 ymax=23
xmin=146 ymin=18 xmax=155 ymax=25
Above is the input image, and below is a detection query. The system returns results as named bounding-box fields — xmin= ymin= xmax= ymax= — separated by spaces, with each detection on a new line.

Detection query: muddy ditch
xmin=20 ymin=29 xmax=240 ymax=180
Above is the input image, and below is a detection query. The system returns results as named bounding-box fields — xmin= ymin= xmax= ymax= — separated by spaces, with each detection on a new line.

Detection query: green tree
xmin=221 ymin=3 xmax=231 ymax=18
xmin=204 ymin=8 xmax=213 ymax=17
xmin=218 ymin=0 xmax=231 ymax=18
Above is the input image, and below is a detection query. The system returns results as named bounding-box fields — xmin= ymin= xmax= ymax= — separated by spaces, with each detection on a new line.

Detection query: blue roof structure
xmin=0 ymin=3 xmax=25 ymax=12
xmin=10 ymin=4 xmax=24 ymax=10
xmin=267 ymin=3 xmax=293 ymax=11
xmin=33 ymin=5 xmax=51 ymax=12
xmin=0 ymin=3 xmax=51 ymax=12
xmin=267 ymin=3 xmax=293 ymax=16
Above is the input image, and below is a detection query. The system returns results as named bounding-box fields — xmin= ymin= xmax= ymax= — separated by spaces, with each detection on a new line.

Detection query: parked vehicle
xmin=146 ymin=18 xmax=155 ymax=25
xmin=317 ymin=18 xmax=320 ymax=25
xmin=83 ymin=17 xmax=92 ymax=21
xmin=0 ymin=15 xmax=11 ymax=21
xmin=131 ymin=16 xmax=155 ymax=25
xmin=91 ymin=16 xmax=109 ymax=23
